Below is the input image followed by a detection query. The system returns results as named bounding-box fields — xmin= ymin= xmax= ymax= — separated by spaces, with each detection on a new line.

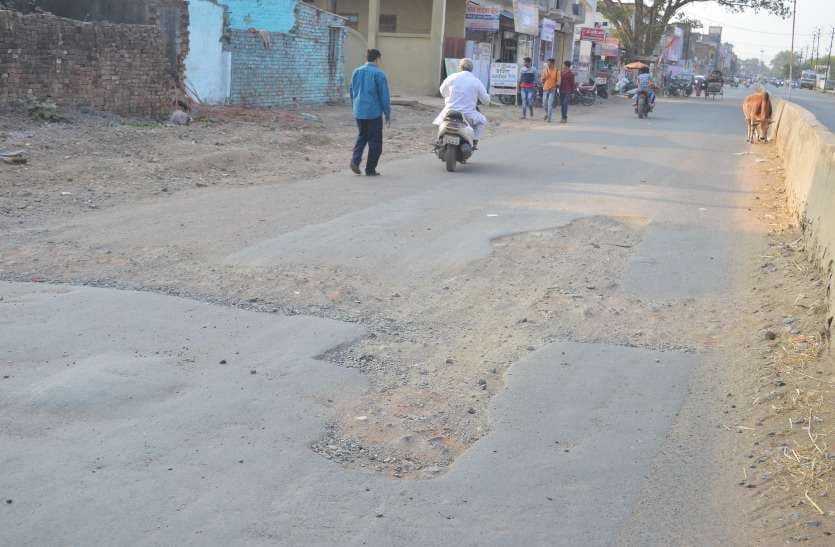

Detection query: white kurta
xmin=433 ymin=71 xmax=490 ymax=139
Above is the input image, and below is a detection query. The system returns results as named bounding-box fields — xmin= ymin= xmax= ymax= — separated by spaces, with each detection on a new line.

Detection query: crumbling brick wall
xmin=229 ymin=2 xmax=345 ymax=107
xmin=0 ymin=4 xmax=188 ymax=116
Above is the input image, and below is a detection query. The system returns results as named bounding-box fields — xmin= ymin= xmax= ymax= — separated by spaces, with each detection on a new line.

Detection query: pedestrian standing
xmin=350 ymin=49 xmax=391 ymax=177
xmin=541 ymin=58 xmax=561 ymax=122
xmin=559 ymin=60 xmax=576 ymax=124
xmin=519 ymin=57 xmax=536 ymax=119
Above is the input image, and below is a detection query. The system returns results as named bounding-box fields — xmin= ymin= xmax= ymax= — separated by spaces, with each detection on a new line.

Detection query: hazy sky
xmin=682 ymin=0 xmax=834 ymax=63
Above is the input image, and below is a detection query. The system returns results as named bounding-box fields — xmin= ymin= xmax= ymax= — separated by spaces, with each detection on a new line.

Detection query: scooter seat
xmin=445 ymin=111 xmax=465 ymax=121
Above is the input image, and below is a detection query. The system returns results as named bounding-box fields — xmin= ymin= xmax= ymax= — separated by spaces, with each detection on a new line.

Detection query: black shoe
xmin=366 ymin=171 xmax=381 ymax=177
xmin=472 ymin=140 xmax=479 ymax=150
xmin=350 ymin=162 xmax=361 ymax=175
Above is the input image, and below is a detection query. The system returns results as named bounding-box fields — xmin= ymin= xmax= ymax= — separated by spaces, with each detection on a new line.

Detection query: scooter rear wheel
xmin=445 ymin=145 xmax=457 ymax=172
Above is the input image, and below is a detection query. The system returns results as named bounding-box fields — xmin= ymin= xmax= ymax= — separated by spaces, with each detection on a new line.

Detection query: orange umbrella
xmin=625 ymin=61 xmax=648 ymax=70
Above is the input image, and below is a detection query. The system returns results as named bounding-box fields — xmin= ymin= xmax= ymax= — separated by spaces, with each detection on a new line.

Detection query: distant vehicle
xmin=800 ymin=70 xmax=818 ymax=89
xmin=792 ymin=80 xmax=799 ymax=88
xmin=666 ymin=73 xmax=694 ymax=96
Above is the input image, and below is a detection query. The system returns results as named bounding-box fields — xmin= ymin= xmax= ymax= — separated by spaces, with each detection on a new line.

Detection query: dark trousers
xmin=352 ymin=117 xmax=383 ymax=174
xmin=560 ymin=92 xmax=570 ymax=120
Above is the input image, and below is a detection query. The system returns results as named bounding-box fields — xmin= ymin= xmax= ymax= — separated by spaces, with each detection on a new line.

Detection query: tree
xmin=770 ymin=50 xmax=801 ymax=79
xmin=599 ymin=1 xmax=792 ymax=59
xmin=739 ymin=57 xmax=769 ymax=77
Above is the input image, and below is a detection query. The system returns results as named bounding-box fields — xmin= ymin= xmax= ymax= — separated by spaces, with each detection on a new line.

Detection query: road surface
xmin=777 ymin=86 xmax=835 ymax=131
xmin=2 ymin=90 xmax=765 ymax=545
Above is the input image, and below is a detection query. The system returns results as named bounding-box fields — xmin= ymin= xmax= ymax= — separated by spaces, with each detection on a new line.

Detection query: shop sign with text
xmin=579 ymin=27 xmax=606 ymax=42
xmin=512 ymin=0 xmax=539 ymax=36
xmin=465 ymin=4 xmax=501 ymax=32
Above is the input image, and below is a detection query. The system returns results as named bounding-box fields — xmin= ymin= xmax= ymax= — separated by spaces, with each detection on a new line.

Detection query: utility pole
xmin=827 ymin=27 xmax=834 ymax=88
xmin=816 ymin=28 xmax=822 ymax=71
xmin=789 ymin=0 xmax=797 ymax=98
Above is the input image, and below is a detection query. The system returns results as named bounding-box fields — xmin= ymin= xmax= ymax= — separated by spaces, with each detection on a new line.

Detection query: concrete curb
xmin=773 ymin=98 xmax=835 ymax=331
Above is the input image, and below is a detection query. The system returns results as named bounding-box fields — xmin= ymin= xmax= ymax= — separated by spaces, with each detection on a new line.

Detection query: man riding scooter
xmin=434 ymin=58 xmax=490 ymax=149
xmin=633 ymin=66 xmax=657 ymax=112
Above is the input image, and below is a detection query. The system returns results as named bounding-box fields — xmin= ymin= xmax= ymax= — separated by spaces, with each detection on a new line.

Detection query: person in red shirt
xmin=558 ymin=61 xmax=576 ymax=124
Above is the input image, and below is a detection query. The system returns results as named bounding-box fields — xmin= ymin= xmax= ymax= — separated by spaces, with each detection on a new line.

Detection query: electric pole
xmin=789 ymin=0 xmax=797 ymax=98
xmin=827 ymin=27 xmax=834 ymax=87
xmin=816 ymin=28 xmax=822 ymax=71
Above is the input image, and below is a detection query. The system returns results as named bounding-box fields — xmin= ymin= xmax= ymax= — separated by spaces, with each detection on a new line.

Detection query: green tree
xmin=770 ymin=50 xmax=801 ymax=79
xmin=739 ymin=57 xmax=769 ymax=77
xmin=599 ymin=1 xmax=792 ymax=59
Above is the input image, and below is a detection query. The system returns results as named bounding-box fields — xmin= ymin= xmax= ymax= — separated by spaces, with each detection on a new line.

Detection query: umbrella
xmin=625 ymin=61 xmax=648 ymax=70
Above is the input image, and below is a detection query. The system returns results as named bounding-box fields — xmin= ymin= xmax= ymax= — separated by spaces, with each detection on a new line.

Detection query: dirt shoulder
xmin=717 ymin=147 xmax=835 ymax=545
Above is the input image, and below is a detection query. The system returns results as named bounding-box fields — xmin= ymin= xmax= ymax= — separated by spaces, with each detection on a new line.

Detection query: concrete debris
xmin=169 ymin=110 xmax=191 ymax=126
xmin=0 ymin=150 xmax=27 ymax=165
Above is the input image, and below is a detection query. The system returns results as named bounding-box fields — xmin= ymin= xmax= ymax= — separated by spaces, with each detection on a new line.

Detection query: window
xmin=379 ymin=14 xmax=396 ymax=33
xmin=328 ymin=27 xmax=341 ymax=66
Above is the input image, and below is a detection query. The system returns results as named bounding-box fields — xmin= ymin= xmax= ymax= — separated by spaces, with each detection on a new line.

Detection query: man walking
xmin=541 ymin=58 xmax=561 ymax=123
xmin=519 ymin=57 xmax=536 ymax=119
xmin=559 ymin=60 xmax=576 ymax=124
xmin=350 ymin=49 xmax=391 ymax=176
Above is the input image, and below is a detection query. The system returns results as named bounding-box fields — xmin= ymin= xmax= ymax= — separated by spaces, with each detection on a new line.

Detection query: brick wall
xmin=224 ymin=0 xmax=297 ymax=34
xmin=228 ymin=2 xmax=345 ymax=107
xmin=0 ymin=4 xmax=188 ymax=116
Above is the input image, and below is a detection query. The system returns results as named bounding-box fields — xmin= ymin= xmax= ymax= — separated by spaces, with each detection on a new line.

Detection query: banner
xmin=540 ymin=18 xmax=556 ymax=43
xmin=490 ymin=62 xmax=519 ymax=88
xmin=580 ymin=27 xmax=606 ymax=42
xmin=513 ymin=0 xmax=539 ymax=36
xmin=465 ymin=3 xmax=501 ymax=32
xmin=663 ymin=26 xmax=684 ymax=62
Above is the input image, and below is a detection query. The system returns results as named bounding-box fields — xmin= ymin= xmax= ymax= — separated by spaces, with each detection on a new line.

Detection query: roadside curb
xmin=772 ymin=97 xmax=835 ymax=332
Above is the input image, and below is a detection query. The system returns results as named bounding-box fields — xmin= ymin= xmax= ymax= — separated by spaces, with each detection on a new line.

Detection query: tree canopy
xmin=599 ymin=1 xmax=792 ymax=59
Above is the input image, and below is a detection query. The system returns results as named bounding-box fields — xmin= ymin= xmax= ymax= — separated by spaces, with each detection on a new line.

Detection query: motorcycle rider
xmin=634 ymin=66 xmax=656 ymax=111
xmin=434 ymin=58 xmax=490 ymax=149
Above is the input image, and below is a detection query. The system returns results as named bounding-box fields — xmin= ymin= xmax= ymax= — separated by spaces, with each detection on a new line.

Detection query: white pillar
xmin=368 ymin=0 xmax=380 ymax=48
xmin=429 ymin=0 xmax=447 ymax=94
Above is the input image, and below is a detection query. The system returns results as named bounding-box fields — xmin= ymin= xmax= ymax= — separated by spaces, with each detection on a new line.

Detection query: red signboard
xmin=580 ymin=27 xmax=606 ymax=42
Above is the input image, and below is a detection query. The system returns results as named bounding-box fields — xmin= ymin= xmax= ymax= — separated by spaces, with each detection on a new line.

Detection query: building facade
xmin=308 ymin=1 xmax=584 ymax=97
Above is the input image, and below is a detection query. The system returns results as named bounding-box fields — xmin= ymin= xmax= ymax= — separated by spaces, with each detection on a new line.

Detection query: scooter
xmin=635 ymin=90 xmax=651 ymax=119
xmin=575 ymin=83 xmax=597 ymax=106
xmin=434 ymin=111 xmax=475 ymax=172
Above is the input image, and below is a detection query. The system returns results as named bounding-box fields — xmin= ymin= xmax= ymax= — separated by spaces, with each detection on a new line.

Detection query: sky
xmin=682 ymin=0 xmax=835 ymax=63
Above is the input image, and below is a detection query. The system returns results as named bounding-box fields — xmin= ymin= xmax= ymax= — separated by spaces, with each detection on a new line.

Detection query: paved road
xmin=2 ymin=92 xmax=760 ymax=545
xmin=775 ymin=86 xmax=835 ymax=131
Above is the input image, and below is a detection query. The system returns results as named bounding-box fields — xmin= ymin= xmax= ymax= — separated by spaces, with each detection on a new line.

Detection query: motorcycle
xmin=434 ymin=110 xmax=475 ymax=172
xmin=635 ymin=90 xmax=650 ymax=119
xmin=573 ymin=83 xmax=597 ymax=106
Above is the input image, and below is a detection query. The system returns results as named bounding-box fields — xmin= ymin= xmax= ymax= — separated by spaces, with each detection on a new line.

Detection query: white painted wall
xmin=185 ymin=0 xmax=231 ymax=104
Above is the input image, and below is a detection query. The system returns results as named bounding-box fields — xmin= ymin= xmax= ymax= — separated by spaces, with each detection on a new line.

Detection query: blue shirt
xmin=351 ymin=63 xmax=392 ymax=120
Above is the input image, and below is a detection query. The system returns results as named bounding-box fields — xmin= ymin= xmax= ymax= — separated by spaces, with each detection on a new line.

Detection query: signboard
xmin=490 ymin=62 xmax=518 ymax=88
xmin=465 ymin=3 xmax=501 ymax=32
xmin=540 ymin=18 xmax=556 ymax=43
xmin=580 ymin=27 xmax=606 ymax=42
xmin=445 ymin=58 xmax=461 ymax=77
xmin=512 ymin=0 xmax=539 ymax=36
xmin=708 ymin=25 xmax=722 ymax=44
xmin=598 ymin=37 xmax=620 ymax=58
